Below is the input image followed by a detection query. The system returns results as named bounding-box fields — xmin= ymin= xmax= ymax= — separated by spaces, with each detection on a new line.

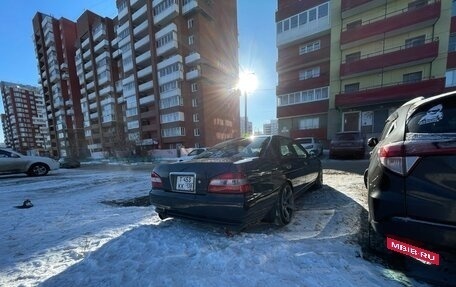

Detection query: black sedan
xmin=149 ymin=135 xmax=323 ymax=229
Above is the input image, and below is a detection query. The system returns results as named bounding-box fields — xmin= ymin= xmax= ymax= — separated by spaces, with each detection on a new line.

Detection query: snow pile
xmin=0 ymin=167 xmax=428 ymax=287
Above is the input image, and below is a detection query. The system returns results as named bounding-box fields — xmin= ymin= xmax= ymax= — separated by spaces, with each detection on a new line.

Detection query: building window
xmin=188 ymin=18 xmax=194 ymax=29
xmin=290 ymin=15 xmax=298 ymax=29
xmin=193 ymin=113 xmax=199 ymax=122
xmin=446 ymin=70 xmax=456 ymax=87
xmin=403 ymin=72 xmax=422 ymax=83
xmin=344 ymin=83 xmax=360 ymax=93
xmin=191 ymin=83 xmax=198 ymax=92
xmin=194 ymin=128 xmax=200 ymax=136
xmin=318 ymin=3 xmax=328 ymax=18
xmin=299 ymin=67 xmax=320 ymax=80
xmin=188 ymin=35 xmax=194 ymax=45
xmin=452 ymin=0 xmax=456 ymax=16
xmin=299 ymin=40 xmax=320 ymax=55
xmin=345 ymin=52 xmax=361 ymax=63
xmin=405 ymin=35 xmax=425 ymax=48
xmin=449 ymin=34 xmax=456 ymax=52
xmin=346 ymin=20 xmax=362 ymax=30
xmin=192 ymin=98 xmax=198 ymax=107
xmin=299 ymin=117 xmax=319 ymax=130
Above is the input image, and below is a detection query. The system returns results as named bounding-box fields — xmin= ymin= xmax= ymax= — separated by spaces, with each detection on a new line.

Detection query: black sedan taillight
xmin=208 ymin=172 xmax=252 ymax=194
xmin=151 ymin=172 xmax=163 ymax=188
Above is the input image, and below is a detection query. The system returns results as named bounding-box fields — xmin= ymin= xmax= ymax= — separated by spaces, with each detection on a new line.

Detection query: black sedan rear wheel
xmin=273 ymin=184 xmax=295 ymax=226
xmin=27 ymin=163 xmax=49 ymax=176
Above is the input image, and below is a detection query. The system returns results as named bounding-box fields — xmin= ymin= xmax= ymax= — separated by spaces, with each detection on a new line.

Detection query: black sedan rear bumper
xmin=149 ymin=189 xmax=272 ymax=228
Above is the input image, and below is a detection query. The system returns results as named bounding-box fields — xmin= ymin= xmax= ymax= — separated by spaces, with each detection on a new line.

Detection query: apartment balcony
xmin=83 ymin=49 xmax=91 ymax=60
xmin=82 ymin=37 xmax=90 ymax=49
xmin=138 ymin=80 xmax=153 ymax=92
xmin=102 ymin=114 xmax=116 ymax=124
xmin=80 ymin=87 xmax=86 ymax=95
xmin=277 ymin=14 xmax=330 ymax=48
xmin=49 ymin=73 xmax=59 ymax=83
xmin=340 ymin=40 xmax=439 ymax=79
xmin=43 ymin=21 xmax=53 ymax=36
xmin=156 ymin=39 xmax=178 ymax=57
xmin=61 ymin=72 xmax=69 ymax=80
xmin=99 ymin=86 xmax=114 ymax=96
xmin=88 ymin=91 xmax=96 ymax=100
xmin=86 ymin=70 xmax=94 ymax=80
xmin=159 ymin=70 xmax=184 ymax=85
xmin=87 ymin=81 xmax=95 ymax=91
xmin=94 ymin=39 xmax=109 ymax=53
xmin=341 ymin=0 xmax=386 ymax=18
xmin=95 ymin=51 xmax=110 ymax=63
xmin=118 ymin=5 xmax=128 ymax=20
xmin=101 ymin=96 xmax=116 ymax=106
xmin=134 ymin=34 xmax=150 ymax=52
xmin=93 ymin=26 xmax=106 ymax=42
xmin=60 ymin=62 xmax=68 ymax=70
xmin=186 ymin=69 xmax=200 ymax=80
xmin=132 ymin=4 xmax=147 ymax=23
xmin=182 ymin=0 xmax=198 ymax=15
xmin=112 ymin=49 xmax=121 ymax=59
xmin=139 ymin=95 xmax=155 ymax=105
xmin=133 ymin=21 xmax=148 ymax=37
xmin=185 ymin=52 xmax=200 ymax=65
xmin=84 ymin=61 xmax=93 ymax=71
xmin=157 ymin=54 xmax=182 ymax=69
xmin=153 ymin=1 xmax=179 ymax=26
xmin=340 ymin=0 xmax=441 ymax=49
xmin=335 ymin=77 xmax=445 ymax=108
xmin=65 ymin=99 xmax=73 ymax=106
xmin=130 ymin=0 xmax=140 ymax=8
xmin=90 ymin=112 xmax=99 ymax=120
xmin=89 ymin=102 xmax=98 ymax=110
xmin=160 ymin=87 xmax=181 ymax=99
xmin=115 ymin=80 xmax=123 ymax=93
xmin=44 ymin=33 xmax=55 ymax=47
xmin=137 ymin=66 xmax=153 ymax=78
xmin=67 ymin=109 xmax=74 ymax=116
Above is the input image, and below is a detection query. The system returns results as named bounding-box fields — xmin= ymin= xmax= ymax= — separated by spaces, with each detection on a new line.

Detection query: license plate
xmin=175 ymin=175 xmax=195 ymax=192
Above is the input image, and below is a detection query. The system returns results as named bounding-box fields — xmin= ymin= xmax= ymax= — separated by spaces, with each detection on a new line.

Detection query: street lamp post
xmin=238 ymin=71 xmax=257 ymax=136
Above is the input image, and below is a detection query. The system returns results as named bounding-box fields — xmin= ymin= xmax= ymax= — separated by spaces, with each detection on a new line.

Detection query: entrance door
xmin=343 ymin=112 xmax=360 ymax=131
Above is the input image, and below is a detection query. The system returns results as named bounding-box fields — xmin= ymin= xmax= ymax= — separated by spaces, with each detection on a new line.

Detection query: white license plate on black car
xmin=172 ymin=173 xmax=196 ymax=193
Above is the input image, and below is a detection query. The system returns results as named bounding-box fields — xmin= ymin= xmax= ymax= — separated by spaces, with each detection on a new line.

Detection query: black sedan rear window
xmin=197 ymin=137 xmax=269 ymax=159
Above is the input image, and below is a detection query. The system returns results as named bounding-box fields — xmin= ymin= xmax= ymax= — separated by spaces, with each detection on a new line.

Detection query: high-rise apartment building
xmin=276 ymin=0 xmax=453 ymax=145
xmin=115 ymin=0 xmax=239 ymax=151
xmin=75 ymin=11 xmax=123 ymax=158
xmin=31 ymin=1 xmax=239 ymax=159
xmin=33 ymin=13 xmax=88 ymax=158
xmin=0 ymin=82 xmax=49 ymax=154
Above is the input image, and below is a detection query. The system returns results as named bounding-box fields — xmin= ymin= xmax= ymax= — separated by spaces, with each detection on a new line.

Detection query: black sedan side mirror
xmin=367 ymin=137 xmax=379 ymax=148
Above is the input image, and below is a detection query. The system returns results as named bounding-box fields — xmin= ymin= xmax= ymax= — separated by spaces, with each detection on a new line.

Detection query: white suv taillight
xmin=151 ymin=172 xmax=163 ymax=188
xmin=378 ymin=142 xmax=420 ymax=176
xmin=208 ymin=172 xmax=252 ymax=194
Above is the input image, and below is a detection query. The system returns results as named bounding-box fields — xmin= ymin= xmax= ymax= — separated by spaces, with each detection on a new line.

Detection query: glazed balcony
xmin=340 ymin=0 xmax=440 ymax=49
xmin=340 ymin=39 xmax=438 ymax=79
xmin=335 ymin=77 xmax=445 ymax=108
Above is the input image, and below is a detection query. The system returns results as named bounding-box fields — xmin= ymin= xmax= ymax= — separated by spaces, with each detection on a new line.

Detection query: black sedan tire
xmin=314 ymin=170 xmax=323 ymax=189
xmin=273 ymin=184 xmax=295 ymax=226
xmin=27 ymin=163 xmax=49 ymax=176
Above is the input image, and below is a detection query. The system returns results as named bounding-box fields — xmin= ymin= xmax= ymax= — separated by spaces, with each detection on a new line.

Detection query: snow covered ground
xmin=0 ymin=164 xmax=431 ymax=287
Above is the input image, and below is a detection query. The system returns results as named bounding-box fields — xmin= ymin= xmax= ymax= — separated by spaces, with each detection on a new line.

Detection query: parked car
xmin=295 ymin=137 xmax=323 ymax=156
xmin=364 ymin=91 xmax=456 ymax=252
xmin=177 ymin=148 xmax=207 ymax=162
xmin=329 ymin=131 xmax=365 ymax=159
xmin=0 ymin=148 xmax=59 ymax=176
xmin=58 ymin=157 xmax=81 ymax=168
xmin=149 ymin=135 xmax=323 ymax=229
